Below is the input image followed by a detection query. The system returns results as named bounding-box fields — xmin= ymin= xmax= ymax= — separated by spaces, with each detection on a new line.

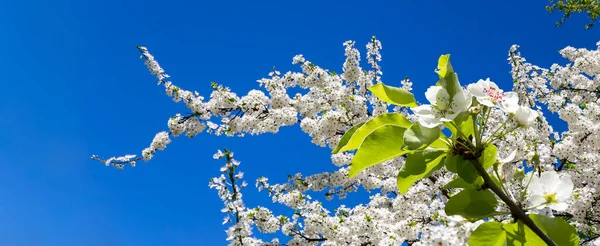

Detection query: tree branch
xmin=470 ymin=159 xmax=557 ymax=246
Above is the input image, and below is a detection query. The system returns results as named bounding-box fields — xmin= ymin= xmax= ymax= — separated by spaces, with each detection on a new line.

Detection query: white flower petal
xmin=528 ymin=175 xmax=544 ymax=195
xmin=468 ymin=78 xmax=502 ymax=107
xmin=539 ymin=171 xmax=561 ymax=194
xmin=419 ymin=116 xmax=443 ymax=128
xmin=499 ymin=92 xmax=520 ymax=114
xmin=555 ymin=175 xmax=574 ymax=200
xmin=412 ymin=105 xmax=442 ymax=128
xmin=425 ymin=86 xmax=443 ymax=105
xmin=476 ymin=97 xmax=495 ymax=107
xmin=450 ymin=89 xmax=473 ymax=113
xmin=412 ymin=105 xmax=434 ymax=116
xmin=467 ymin=80 xmax=488 ymax=98
xmin=549 ymin=202 xmax=569 ymax=211
xmin=515 ymin=106 xmax=539 ymax=127
xmin=442 ymin=111 xmax=460 ymax=122
xmin=529 ymin=194 xmax=546 ymax=206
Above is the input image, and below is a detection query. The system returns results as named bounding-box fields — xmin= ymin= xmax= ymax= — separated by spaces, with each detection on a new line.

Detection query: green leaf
xmin=445 ymin=154 xmax=478 ymax=183
xmin=480 ymin=143 xmax=498 ymax=170
xmin=469 ymin=222 xmax=506 ymax=246
xmin=334 ymin=113 xmax=412 ymax=153
xmin=404 ymin=122 xmax=441 ymax=150
xmin=445 ymin=176 xmax=485 ymax=189
xmin=397 ymin=150 xmax=446 ymax=194
xmin=435 ymin=54 xmax=454 ymax=79
xmin=444 ymin=176 xmax=472 ymax=189
xmin=350 ymin=125 xmax=409 ymax=178
xmin=331 ymin=123 xmax=364 ymax=154
xmin=434 ymin=55 xmax=462 ymax=101
xmin=368 ymin=83 xmax=417 ymax=107
xmin=502 ymin=214 xmax=579 ymax=246
xmin=443 ymin=112 xmax=471 ymax=140
xmin=429 ymin=137 xmax=450 ymax=150
xmin=460 ymin=115 xmax=475 ymax=138
xmin=445 ymin=188 xmax=497 ymax=220
xmin=529 ymin=214 xmax=578 ymax=246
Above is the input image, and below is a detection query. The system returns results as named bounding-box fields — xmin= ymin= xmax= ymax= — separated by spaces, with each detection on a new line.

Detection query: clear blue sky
xmin=0 ymin=0 xmax=596 ymax=245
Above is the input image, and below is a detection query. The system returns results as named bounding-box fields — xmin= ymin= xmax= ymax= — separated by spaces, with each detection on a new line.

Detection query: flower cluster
xmin=92 ymin=39 xmax=600 ymax=245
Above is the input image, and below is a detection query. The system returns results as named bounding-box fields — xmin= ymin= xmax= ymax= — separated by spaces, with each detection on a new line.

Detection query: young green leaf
xmin=445 ymin=176 xmax=473 ymax=189
xmin=434 ymin=54 xmax=461 ymax=97
xmin=445 ymin=188 xmax=497 ymax=220
xmin=460 ymin=114 xmax=475 ymax=138
xmin=443 ymin=112 xmax=471 ymax=140
xmin=528 ymin=214 xmax=579 ymax=246
xmin=502 ymin=214 xmax=579 ymax=245
xmin=368 ymin=83 xmax=417 ymax=107
xmin=349 ymin=125 xmax=409 ymax=178
xmin=480 ymin=143 xmax=498 ymax=170
xmin=331 ymin=123 xmax=364 ymax=154
xmin=397 ymin=150 xmax=446 ymax=194
xmin=469 ymin=222 xmax=506 ymax=246
xmin=404 ymin=122 xmax=441 ymax=150
xmin=445 ymin=176 xmax=485 ymax=189
xmin=445 ymin=154 xmax=479 ymax=183
xmin=435 ymin=54 xmax=454 ymax=79
xmin=334 ymin=113 xmax=411 ymax=154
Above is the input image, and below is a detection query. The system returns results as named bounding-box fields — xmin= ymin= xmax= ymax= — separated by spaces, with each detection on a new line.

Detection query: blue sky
xmin=0 ymin=0 xmax=596 ymax=245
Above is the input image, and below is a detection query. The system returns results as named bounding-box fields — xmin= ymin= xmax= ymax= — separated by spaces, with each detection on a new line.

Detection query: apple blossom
xmin=90 ymin=38 xmax=600 ymax=245
xmin=528 ymin=171 xmax=574 ymax=211
xmin=468 ymin=78 xmax=520 ymax=113
xmin=515 ymin=106 xmax=539 ymax=127
xmin=411 ymin=86 xmax=472 ymax=128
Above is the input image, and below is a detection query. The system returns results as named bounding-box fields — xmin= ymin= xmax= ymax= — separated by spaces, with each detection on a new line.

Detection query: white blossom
xmin=412 ymin=86 xmax=472 ymax=128
xmin=528 ymin=171 xmax=574 ymax=211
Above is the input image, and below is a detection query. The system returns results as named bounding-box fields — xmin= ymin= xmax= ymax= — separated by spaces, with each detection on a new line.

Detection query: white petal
xmin=442 ymin=111 xmax=460 ymax=122
xmin=482 ymin=78 xmax=499 ymax=91
xmin=412 ymin=105 xmax=442 ymax=128
xmin=476 ymin=97 xmax=496 ymax=107
xmin=529 ymin=194 xmax=546 ymax=206
xmin=555 ymin=175 xmax=574 ymax=200
xmin=418 ymin=117 xmax=442 ymax=128
xmin=450 ymin=89 xmax=472 ymax=113
xmin=411 ymin=105 xmax=434 ymax=116
xmin=528 ymin=174 xmax=544 ymax=196
xmin=515 ymin=107 xmax=539 ymax=127
xmin=425 ymin=86 xmax=443 ymax=105
xmin=539 ymin=171 xmax=561 ymax=193
xmin=549 ymin=202 xmax=569 ymax=211
xmin=499 ymin=92 xmax=520 ymax=114
xmin=467 ymin=80 xmax=487 ymax=98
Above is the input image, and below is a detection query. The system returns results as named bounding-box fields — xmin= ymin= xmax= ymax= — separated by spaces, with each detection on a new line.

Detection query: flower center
xmin=543 ymin=193 xmax=557 ymax=204
xmin=483 ymin=87 xmax=505 ymax=104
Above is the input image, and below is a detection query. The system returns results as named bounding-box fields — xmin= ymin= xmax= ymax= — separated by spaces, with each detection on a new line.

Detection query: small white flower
xmin=412 ymin=86 xmax=472 ymax=128
xmin=467 ymin=78 xmax=519 ymax=113
xmin=498 ymin=92 xmax=519 ymax=114
xmin=528 ymin=171 xmax=573 ymax=211
xmin=515 ymin=106 xmax=539 ymax=127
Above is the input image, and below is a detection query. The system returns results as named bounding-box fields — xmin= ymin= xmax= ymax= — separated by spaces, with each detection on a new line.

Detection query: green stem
xmin=473 ymin=114 xmax=482 ymax=149
xmin=450 ymin=121 xmax=474 ymax=148
xmin=470 ymin=159 xmax=557 ymax=246
xmin=525 ymin=203 xmax=548 ymax=211
xmin=481 ymin=107 xmax=492 ymax=136
xmin=520 ymin=163 xmax=536 ymax=202
xmin=486 ymin=115 xmax=513 ymax=144
xmin=494 ymin=168 xmax=514 ymax=202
